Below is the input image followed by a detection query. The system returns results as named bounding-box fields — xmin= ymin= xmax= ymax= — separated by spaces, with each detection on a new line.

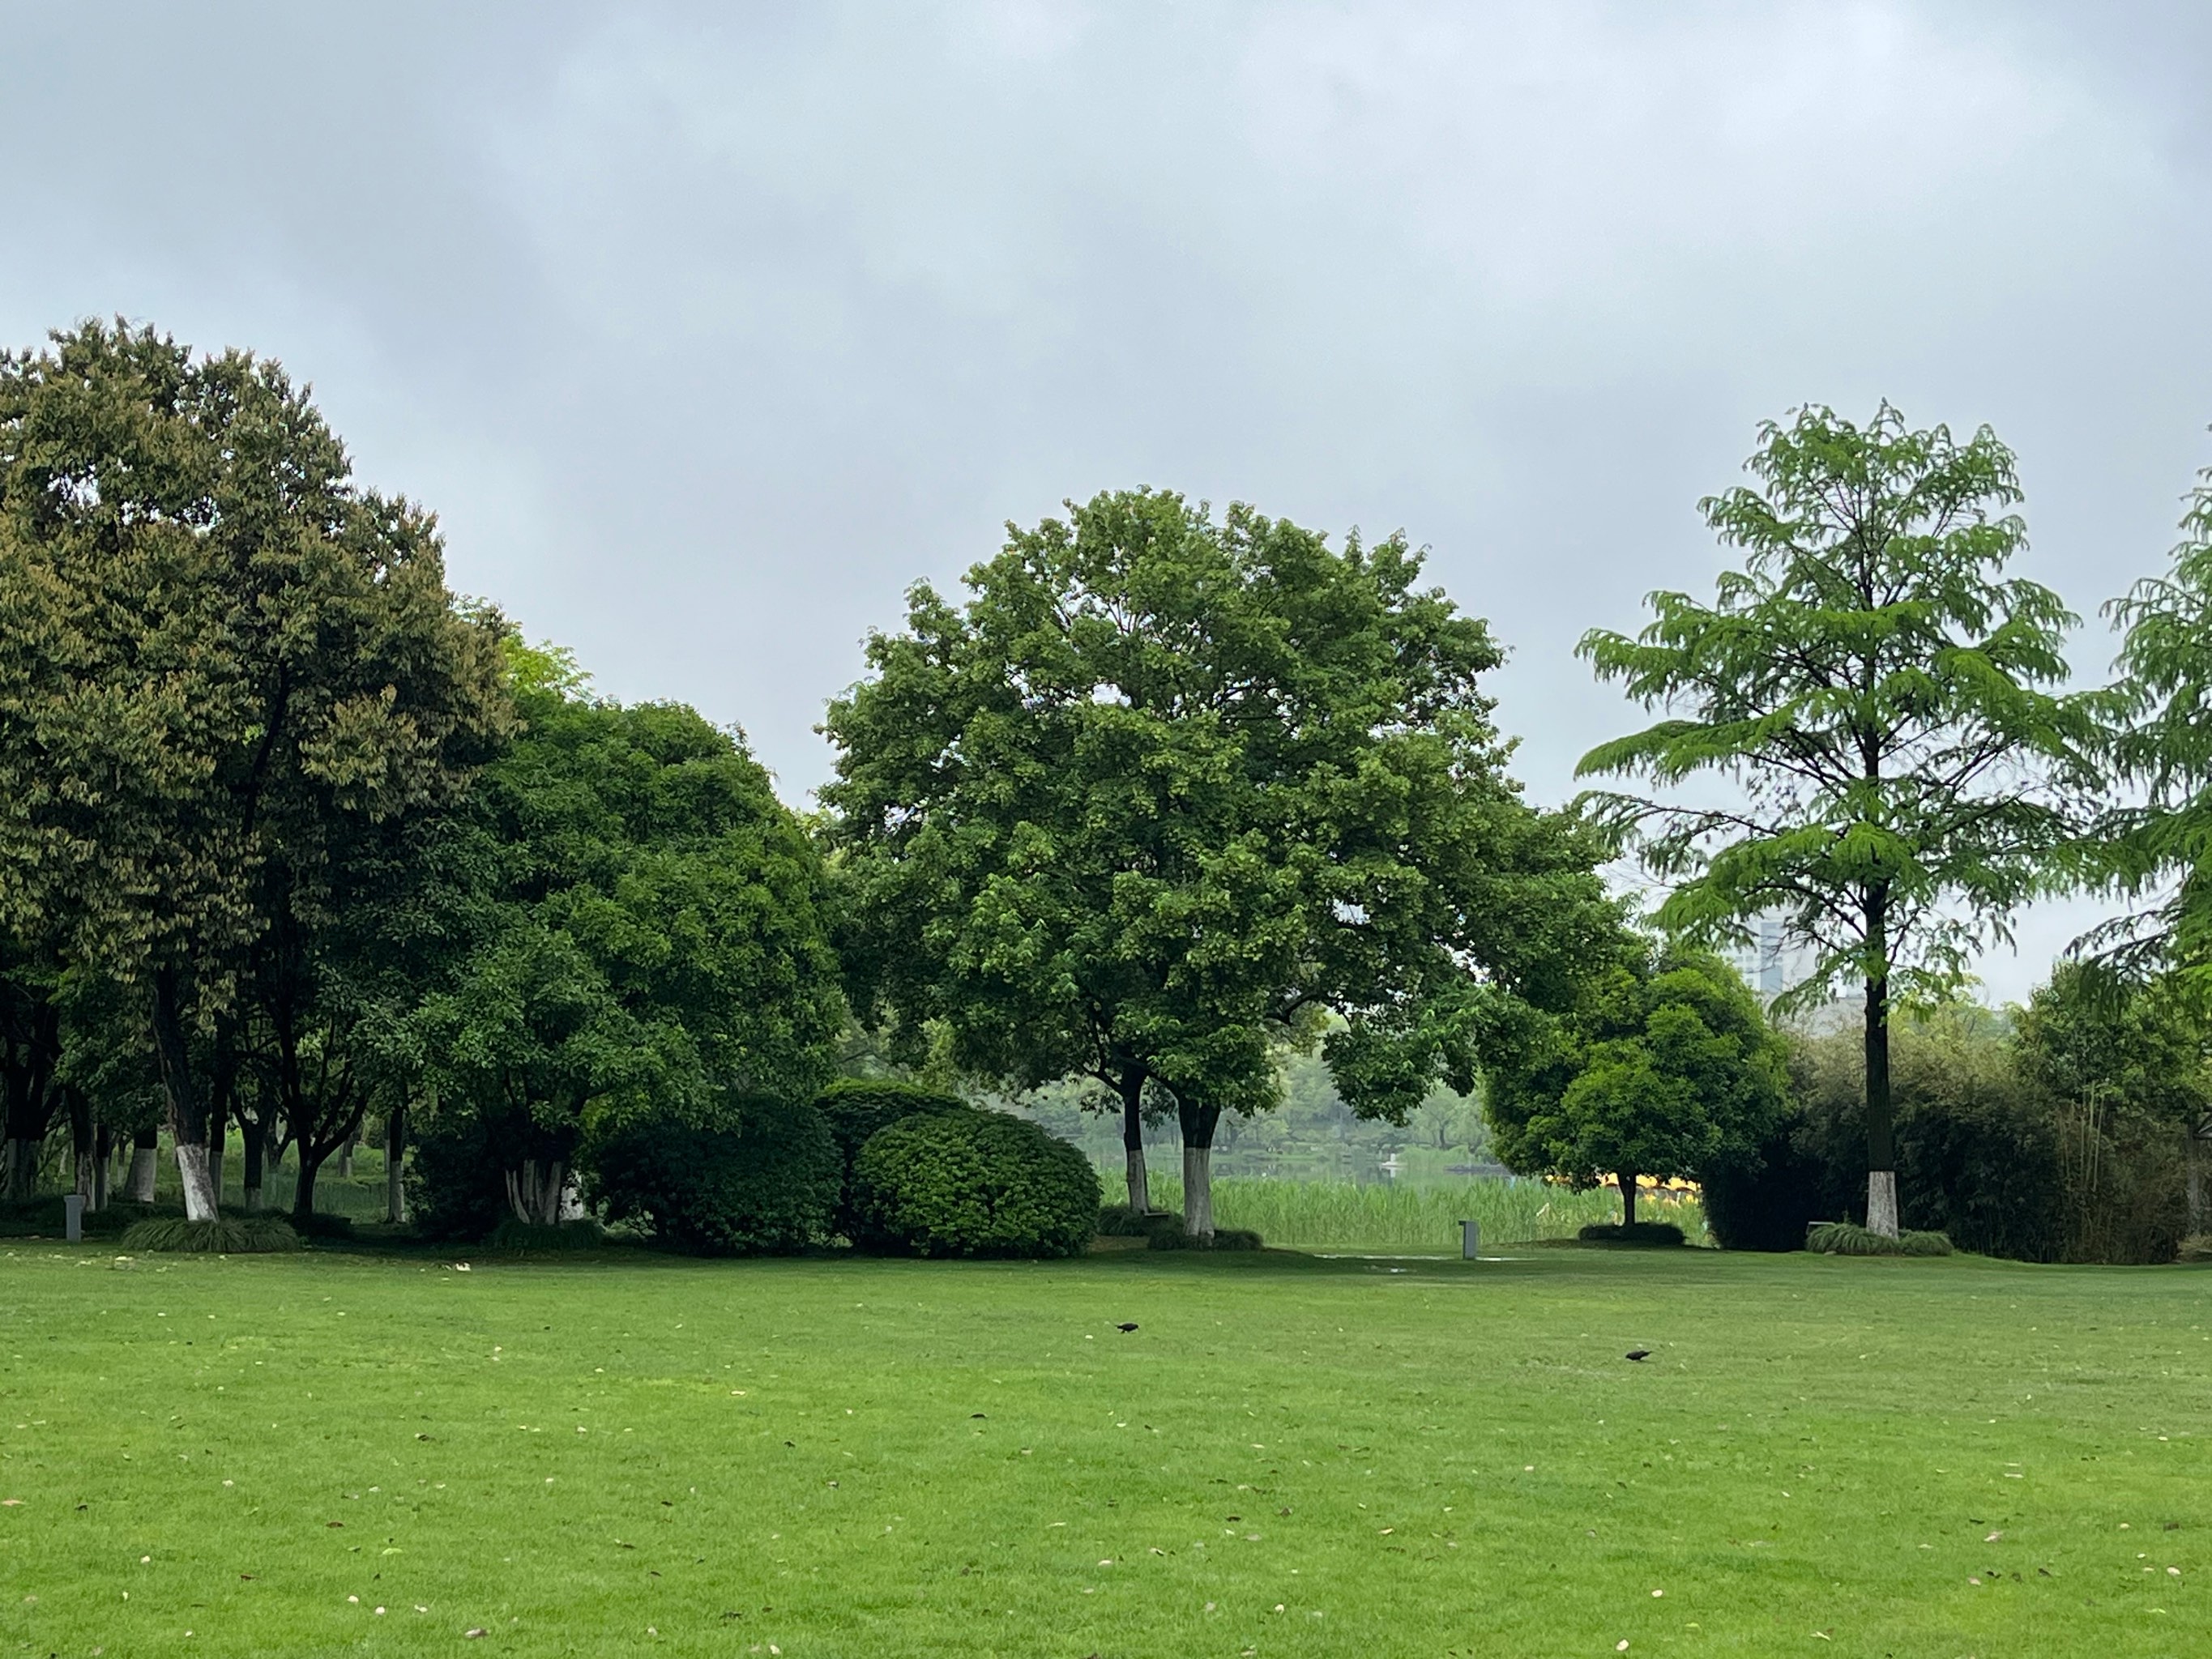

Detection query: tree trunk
xmin=128 ymin=1128 xmax=158 ymax=1204
xmin=173 ymin=1141 xmax=219 ymax=1224
xmin=92 ymin=1124 xmax=111 ymax=1211
xmin=1119 ymin=1077 xmax=1149 ymax=1213
xmin=241 ymin=1115 xmax=267 ymax=1213
xmin=385 ymin=1102 xmax=407 ymax=1225
xmin=337 ymin=1132 xmax=356 ymax=1179
xmin=1178 ymin=1099 xmax=1222 ymax=1241
xmin=207 ymin=1108 xmax=227 ymax=1213
xmin=1 ymin=1139 xmax=28 ymax=1202
xmin=1621 ymin=1171 xmax=1639 ymax=1227
xmin=1862 ymin=896 xmax=1899 ymax=1238
xmin=293 ymin=1143 xmax=327 ymax=1223
xmin=2189 ymin=1117 xmax=2209 ymax=1238
xmin=150 ymin=969 xmax=219 ymax=1222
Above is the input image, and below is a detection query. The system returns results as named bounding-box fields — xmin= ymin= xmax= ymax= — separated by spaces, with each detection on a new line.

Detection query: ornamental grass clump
xmin=1807 ymin=1221 xmax=1954 ymax=1256
xmin=1577 ymin=1220 xmax=1687 ymax=1247
xmin=853 ymin=1110 xmax=1099 ymax=1258
xmin=119 ymin=1216 xmax=301 ymax=1253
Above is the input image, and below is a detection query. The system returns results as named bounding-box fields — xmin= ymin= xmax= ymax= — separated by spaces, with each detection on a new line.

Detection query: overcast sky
xmin=5 ymin=1 xmax=2209 ymax=1001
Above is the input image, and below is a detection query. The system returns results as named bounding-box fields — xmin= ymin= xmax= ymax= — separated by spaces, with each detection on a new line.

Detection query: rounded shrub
xmin=488 ymin=1218 xmax=605 ymax=1254
xmin=852 ymin=1110 xmax=1100 ymax=1259
xmin=813 ymin=1077 xmax=972 ymax=1235
xmin=590 ymin=1094 xmax=839 ymax=1256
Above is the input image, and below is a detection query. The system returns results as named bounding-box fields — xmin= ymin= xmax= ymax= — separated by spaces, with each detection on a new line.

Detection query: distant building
xmin=1727 ymin=912 xmax=1816 ymax=1004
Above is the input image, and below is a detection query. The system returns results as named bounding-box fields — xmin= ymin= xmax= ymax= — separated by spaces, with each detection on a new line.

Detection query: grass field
xmin=2 ymin=1242 xmax=2207 ymax=1657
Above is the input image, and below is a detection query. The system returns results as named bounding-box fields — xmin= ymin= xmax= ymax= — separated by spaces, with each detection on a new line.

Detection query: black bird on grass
xmin=1115 ymin=1322 xmax=1139 ymax=1333
xmin=1625 ymin=1349 xmax=1651 ymax=1362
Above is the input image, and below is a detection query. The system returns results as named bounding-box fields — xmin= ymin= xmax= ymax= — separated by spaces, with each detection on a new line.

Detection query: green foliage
xmin=0 ymin=321 xmax=512 ymax=1214
xmin=1577 ymin=1221 xmax=1686 ymax=1247
xmin=826 ymin=488 xmax=1613 ymax=1237
xmin=1145 ymin=1223 xmax=1263 ymax=1252
xmin=486 ymin=1218 xmax=604 ymax=1253
xmin=405 ymin=1098 xmax=508 ymax=1242
xmin=1807 ymin=1221 xmax=1954 ymax=1256
xmin=1488 ymin=939 xmax=1787 ymax=1213
xmin=1095 ymin=1203 xmax=1189 ymax=1241
xmin=589 ymin=1094 xmax=839 ymax=1256
xmin=1577 ymin=404 xmax=2101 ymax=1216
xmin=2093 ymin=455 xmax=2212 ymax=975
xmin=852 ymin=1110 xmax=1100 ymax=1258
xmin=815 ymin=1077 xmax=971 ymax=1164
xmin=119 ymin=1215 xmax=301 ymax=1253
xmin=410 ymin=665 xmax=845 ymax=1221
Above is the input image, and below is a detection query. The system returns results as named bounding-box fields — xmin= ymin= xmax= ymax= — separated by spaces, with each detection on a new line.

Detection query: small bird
xmin=1115 ymin=1322 xmax=1139 ymax=1333
xmin=1625 ymin=1349 xmax=1650 ymax=1363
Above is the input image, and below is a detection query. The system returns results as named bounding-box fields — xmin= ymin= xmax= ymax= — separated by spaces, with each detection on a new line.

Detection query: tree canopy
xmin=0 ymin=320 xmax=510 ymax=1217
xmin=1577 ymin=404 xmax=2100 ymax=1235
xmin=1488 ymin=940 xmax=1787 ymax=1224
xmin=825 ymin=487 xmax=1614 ymax=1235
xmin=409 ymin=645 xmax=845 ymax=1223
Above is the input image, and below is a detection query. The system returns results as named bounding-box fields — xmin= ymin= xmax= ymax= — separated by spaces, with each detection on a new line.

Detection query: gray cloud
xmin=4 ymin=0 xmax=2209 ymax=998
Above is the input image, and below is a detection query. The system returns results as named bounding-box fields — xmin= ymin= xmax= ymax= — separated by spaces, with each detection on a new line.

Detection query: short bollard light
xmin=63 ymin=1192 xmax=84 ymax=1243
xmin=1459 ymin=1218 xmax=1480 ymax=1260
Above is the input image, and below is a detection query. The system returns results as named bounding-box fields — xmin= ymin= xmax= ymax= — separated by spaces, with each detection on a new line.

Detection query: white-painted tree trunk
xmin=1182 ymin=1145 xmax=1214 ymax=1240
xmin=175 ymin=1142 xmax=220 ymax=1222
xmin=128 ymin=1145 xmax=158 ymax=1204
xmin=506 ymin=1160 xmax=566 ymax=1226
xmin=1125 ymin=1145 xmax=1150 ymax=1214
xmin=1866 ymin=1170 xmax=1899 ymax=1239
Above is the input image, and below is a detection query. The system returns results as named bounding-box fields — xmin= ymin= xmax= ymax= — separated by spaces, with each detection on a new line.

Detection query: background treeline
xmin=9 ymin=320 xmax=2212 ymax=1265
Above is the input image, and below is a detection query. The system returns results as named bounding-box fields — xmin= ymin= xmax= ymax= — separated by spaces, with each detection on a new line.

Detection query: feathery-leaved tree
xmin=1576 ymin=405 xmax=2099 ymax=1236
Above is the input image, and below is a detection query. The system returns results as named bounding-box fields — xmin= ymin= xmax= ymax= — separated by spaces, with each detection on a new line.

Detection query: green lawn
xmin=2 ymin=1243 xmax=2206 ymax=1657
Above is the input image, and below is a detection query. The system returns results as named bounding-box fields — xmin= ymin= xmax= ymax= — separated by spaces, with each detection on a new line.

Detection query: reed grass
xmin=1120 ymin=1172 xmax=1707 ymax=1248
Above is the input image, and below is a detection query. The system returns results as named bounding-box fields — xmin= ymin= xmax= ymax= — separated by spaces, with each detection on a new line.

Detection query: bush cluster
xmin=852 ymin=1109 xmax=1100 ymax=1258
xmin=590 ymin=1095 xmax=839 ymax=1256
xmin=1807 ymin=1222 xmax=1954 ymax=1256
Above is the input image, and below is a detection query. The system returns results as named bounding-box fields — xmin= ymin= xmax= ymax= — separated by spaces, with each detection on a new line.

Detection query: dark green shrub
xmin=814 ymin=1078 xmax=971 ymax=1235
xmin=1699 ymin=1127 xmax=1838 ymax=1251
xmin=1578 ymin=1221 xmax=1686 ymax=1247
xmin=1807 ymin=1221 xmax=1954 ymax=1256
xmin=853 ymin=1110 xmax=1100 ymax=1258
xmin=406 ymin=1103 xmax=509 ymax=1242
xmin=590 ymin=1095 xmax=839 ymax=1256
xmin=1147 ymin=1224 xmax=1263 ymax=1252
xmin=120 ymin=1216 xmax=301 ymax=1253
xmin=289 ymin=1210 xmax=357 ymax=1241
xmin=1097 ymin=1204 xmax=1187 ymax=1242
xmin=488 ymin=1218 xmax=604 ymax=1253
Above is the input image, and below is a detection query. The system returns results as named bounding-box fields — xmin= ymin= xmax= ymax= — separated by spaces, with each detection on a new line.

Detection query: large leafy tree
xmin=0 ymin=321 xmax=510 ymax=1218
xmin=410 ymin=646 xmax=845 ymax=1224
xmin=1488 ymin=939 xmax=1788 ymax=1225
xmin=1577 ymin=405 xmax=2099 ymax=1236
xmin=825 ymin=488 xmax=1612 ymax=1236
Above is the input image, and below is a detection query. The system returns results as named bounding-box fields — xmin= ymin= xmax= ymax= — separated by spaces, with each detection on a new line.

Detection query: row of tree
xmin=6 ymin=322 xmax=2212 ymax=1247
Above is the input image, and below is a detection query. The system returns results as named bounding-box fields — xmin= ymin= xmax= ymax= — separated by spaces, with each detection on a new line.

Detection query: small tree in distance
xmin=1488 ymin=940 xmax=1788 ymax=1225
xmin=1576 ymin=404 xmax=2100 ymax=1236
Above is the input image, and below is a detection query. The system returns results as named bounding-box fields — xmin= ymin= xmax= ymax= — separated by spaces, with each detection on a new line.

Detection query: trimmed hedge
xmin=852 ymin=1110 xmax=1100 ymax=1258
xmin=119 ymin=1215 xmax=301 ymax=1253
xmin=1577 ymin=1221 xmax=1687 ymax=1247
xmin=590 ymin=1095 xmax=839 ymax=1256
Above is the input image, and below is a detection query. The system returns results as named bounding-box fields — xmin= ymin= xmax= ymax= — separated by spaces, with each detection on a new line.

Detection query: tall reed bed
xmin=1124 ymin=1174 xmax=1706 ymax=1248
